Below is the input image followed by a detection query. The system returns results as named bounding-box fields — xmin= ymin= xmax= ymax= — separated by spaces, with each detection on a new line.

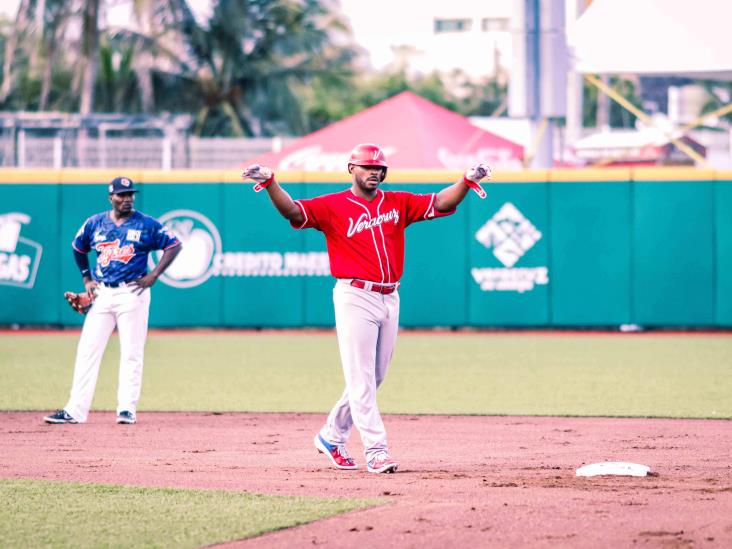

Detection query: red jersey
xmin=293 ymin=189 xmax=455 ymax=283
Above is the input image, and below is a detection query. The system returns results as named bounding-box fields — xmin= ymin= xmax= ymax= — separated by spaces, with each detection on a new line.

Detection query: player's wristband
xmin=462 ymin=176 xmax=487 ymax=199
xmin=253 ymin=174 xmax=275 ymax=193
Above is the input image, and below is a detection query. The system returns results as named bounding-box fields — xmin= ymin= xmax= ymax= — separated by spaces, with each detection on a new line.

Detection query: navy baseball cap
xmin=108 ymin=176 xmax=138 ymax=194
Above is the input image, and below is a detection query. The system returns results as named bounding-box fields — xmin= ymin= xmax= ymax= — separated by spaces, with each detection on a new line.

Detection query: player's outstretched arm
xmin=242 ymin=164 xmax=304 ymax=226
xmin=434 ymin=162 xmax=492 ymax=212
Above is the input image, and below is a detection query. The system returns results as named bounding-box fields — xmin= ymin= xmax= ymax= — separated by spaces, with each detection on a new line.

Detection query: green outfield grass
xmin=0 ymin=479 xmax=379 ymax=549
xmin=1 ymin=331 xmax=730 ymax=418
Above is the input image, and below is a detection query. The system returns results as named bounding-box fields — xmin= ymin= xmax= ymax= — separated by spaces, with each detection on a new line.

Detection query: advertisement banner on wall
xmin=471 ymin=202 xmax=549 ymax=293
xmin=467 ymin=183 xmax=550 ymax=326
xmin=1 ymin=174 xmax=729 ymax=328
xmin=148 ymin=209 xmax=330 ymax=288
xmin=0 ymin=212 xmax=43 ymax=289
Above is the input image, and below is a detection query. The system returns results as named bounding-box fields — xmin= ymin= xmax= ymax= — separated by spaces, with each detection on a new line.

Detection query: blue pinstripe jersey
xmin=72 ymin=211 xmax=180 ymax=284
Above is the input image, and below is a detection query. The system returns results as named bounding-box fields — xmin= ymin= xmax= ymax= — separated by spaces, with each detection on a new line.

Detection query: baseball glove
xmin=64 ymin=291 xmax=94 ymax=315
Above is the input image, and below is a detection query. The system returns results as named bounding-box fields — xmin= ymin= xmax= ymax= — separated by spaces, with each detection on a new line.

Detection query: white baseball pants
xmin=319 ymin=279 xmax=400 ymax=462
xmin=64 ymin=285 xmax=150 ymax=423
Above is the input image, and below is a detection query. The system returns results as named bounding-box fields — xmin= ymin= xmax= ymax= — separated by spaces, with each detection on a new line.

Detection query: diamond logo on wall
xmin=474 ymin=202 xmax=542 ymax=267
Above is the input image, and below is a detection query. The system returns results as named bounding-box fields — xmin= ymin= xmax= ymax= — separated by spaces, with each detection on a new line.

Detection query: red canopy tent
xmin=247 ymin=91 xmax=524 ymax=171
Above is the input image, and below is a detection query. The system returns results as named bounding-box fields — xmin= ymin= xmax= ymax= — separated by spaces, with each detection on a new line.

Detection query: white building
xmin=340 ymin=0 xmax=513 ymax=84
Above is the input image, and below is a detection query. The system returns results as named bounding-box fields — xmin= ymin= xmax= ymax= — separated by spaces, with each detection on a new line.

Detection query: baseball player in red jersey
xmin=243 ymin=143 xmax=491 ymax=473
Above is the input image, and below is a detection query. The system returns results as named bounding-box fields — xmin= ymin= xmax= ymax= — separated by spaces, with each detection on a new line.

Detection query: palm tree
xmin=79 ymin=0 xmax=100 ymax=115
xmin=174 ymin=0 xmax=355 ymax=136
xmin=101 ymin=0 xmax=205 ymax=114
xmin=1 ymin=0 xmax=33 ymax=105
xmin=37 ymin=0 xmax=74 ymax=110
xmin=97 ymin=37 xmax=138 ymax=111
xmin=2 ymin=0 xmax=189 ymax=113
xmin=0 ymin=0 xmax=355 ymax=137
xmin=1 ymin=0 xmax=79 ymax=110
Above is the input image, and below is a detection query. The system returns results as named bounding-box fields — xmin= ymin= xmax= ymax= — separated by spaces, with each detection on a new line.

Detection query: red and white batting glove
xmin=463 ymin=162 xmax=492 ymax=199
xmin=242 ymin=164 xmax=275 ymax=192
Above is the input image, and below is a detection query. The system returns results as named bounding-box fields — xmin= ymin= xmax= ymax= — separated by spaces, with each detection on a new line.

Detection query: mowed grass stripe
xmin=1 ymin=333 xmax=730 ymax=418
xmin=0 ymin=478 xmax=380 ymax=549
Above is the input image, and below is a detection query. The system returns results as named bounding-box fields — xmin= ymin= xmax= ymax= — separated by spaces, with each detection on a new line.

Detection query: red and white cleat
xmin=366 ymin=452 xmax=398 ymax=474
xmin=314 ymin=434 xmax=358 ymax=470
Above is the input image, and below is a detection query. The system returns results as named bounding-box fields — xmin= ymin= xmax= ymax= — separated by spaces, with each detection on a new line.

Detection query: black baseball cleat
xmin=116 ymin=411 xmax=136 ymax=424
xmin=44 ymin=410 xmax=77 ymax=424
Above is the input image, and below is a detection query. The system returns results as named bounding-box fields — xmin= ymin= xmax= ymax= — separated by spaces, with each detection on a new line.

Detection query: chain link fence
xmin=0 ymin=113 xmax=296 ymax=169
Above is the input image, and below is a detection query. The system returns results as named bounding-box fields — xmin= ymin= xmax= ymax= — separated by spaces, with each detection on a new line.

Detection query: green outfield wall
xmin=1 ymin=167 xmax=730 ymax=328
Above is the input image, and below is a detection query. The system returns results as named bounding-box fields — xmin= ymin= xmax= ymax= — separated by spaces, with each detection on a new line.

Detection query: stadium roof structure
xmin=246 ymin=91 xmax=524 ymax=171
xmin=567 ymin=0 xmax=732 ymax=80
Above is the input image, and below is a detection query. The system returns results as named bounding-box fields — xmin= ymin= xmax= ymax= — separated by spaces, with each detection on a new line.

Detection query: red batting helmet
xmin=347 ymin=143 xmax=388 ymax=180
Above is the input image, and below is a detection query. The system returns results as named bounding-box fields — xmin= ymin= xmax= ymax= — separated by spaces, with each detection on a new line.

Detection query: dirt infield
xmin=2 ymin=412 xmax=731 ymax=548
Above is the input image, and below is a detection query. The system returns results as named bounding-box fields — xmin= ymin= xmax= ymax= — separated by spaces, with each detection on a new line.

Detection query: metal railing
xmin=0 ymin=113 xmax=296 ymax=169
xmin=0 ymin=130 xmax=295 ymax=170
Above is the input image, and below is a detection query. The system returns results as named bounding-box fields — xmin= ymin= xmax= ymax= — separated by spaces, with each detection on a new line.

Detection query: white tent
xmin=567 ymin=0 xmax=732 ymax=80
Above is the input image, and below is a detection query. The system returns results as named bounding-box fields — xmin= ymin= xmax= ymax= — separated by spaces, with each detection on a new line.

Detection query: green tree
xmin=37 ymin=0 xmax=75 ymax=110
xmin=0 ymin=0 xmax=38 ymax=107
xmin=699 ymin=81 xmax=732 ymax=126
xmin=99 ymin=0 xmax=199 ymax=114
xmin=0 ymin=0 xmax=31 ymax=105
xmin=301 ymin=69 xmax=507 ymax=133
xmin=97 ymin=38 xmax=138 ymax=112
xmin=582 ymin=76 xmax=641 ymax=128
xmin=456 ymin=75 xmax=507 ymax=117
xmin=0 ymin=0 xmax=198 ymax=113
xmin=171 ymin=0 xmax=355 ymax=137
xmin=79 ymin=0 xmax=100 ymax=115
xmin=0 ymin=0 xmax=80 ymax=111
xmin=113 ymin=0 xmax=202 ymax=113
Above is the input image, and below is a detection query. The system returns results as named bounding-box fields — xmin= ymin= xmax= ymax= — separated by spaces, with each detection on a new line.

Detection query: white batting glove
xmin=464 ymin=162 xmax=492 ymax=183
xmin=242 ymin=164 xmax=274 ymax=192
xmin=462 ymin=162 xmax=491 ymax=199
xmin=242 ymin=164 xmax=273 ymax=183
